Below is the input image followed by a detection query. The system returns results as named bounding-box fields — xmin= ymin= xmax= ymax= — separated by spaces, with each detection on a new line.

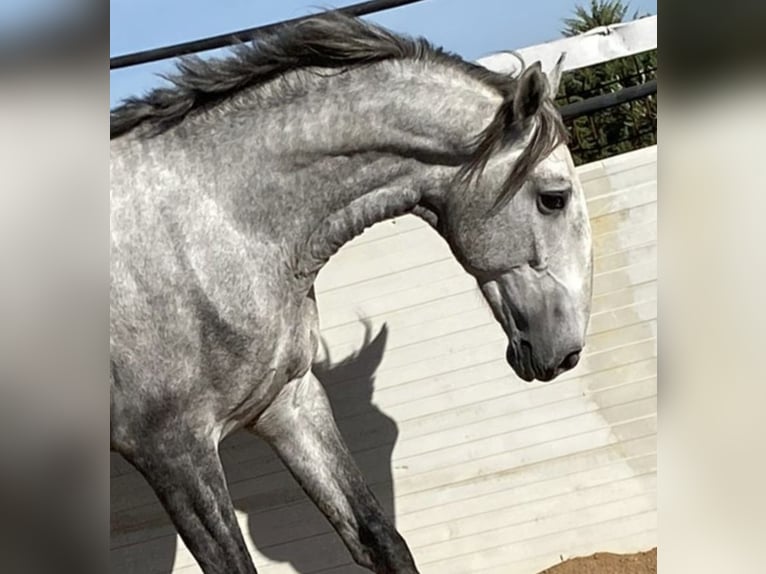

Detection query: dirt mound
xmin=538 ymin=548 xmax=656 ymax=574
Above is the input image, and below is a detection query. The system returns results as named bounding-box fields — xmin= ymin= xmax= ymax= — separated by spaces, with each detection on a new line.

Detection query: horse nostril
xmin=560 ymin=350 xmax=581 ymax=371
xmin=520 ymin=340 xmax=533 ymax=362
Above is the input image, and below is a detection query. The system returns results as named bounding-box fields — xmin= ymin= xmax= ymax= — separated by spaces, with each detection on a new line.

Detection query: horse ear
xmin=513 ymin=61 xmax=546 ymax=122
xmin=547 ymin=52 xmax=567 ymax=98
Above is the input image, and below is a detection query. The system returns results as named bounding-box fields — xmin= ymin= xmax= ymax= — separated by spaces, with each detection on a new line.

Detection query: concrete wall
xmin=111 ymin=145 xmax=657 ymax=573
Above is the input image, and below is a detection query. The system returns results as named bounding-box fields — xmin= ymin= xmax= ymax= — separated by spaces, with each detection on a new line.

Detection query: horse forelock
xmin=496 ymin=99 xmax=568 ymax=209
xmin=454 ymin=91 xmax=568 ymax=213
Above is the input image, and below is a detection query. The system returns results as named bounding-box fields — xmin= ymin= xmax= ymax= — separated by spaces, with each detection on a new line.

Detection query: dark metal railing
xmin=110 ymin=0 xmax=428 ymax=70
xmin=559 ymin=79 xmax=656 ymax=120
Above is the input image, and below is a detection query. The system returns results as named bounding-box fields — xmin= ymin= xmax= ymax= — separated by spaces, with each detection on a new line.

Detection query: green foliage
xmin=562 ymin=0 xmax=632 ymax=37
xmin=557 ymin=1 xmax=657 ymax=165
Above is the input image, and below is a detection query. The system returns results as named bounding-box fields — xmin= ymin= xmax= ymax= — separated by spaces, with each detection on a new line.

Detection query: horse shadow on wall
xmin=111 ymin=322 xmax=398 ymax=573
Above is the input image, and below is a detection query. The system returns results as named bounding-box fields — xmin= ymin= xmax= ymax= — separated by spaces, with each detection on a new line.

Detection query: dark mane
xmin=110 ymin=11 xmax=565 ymax=205
xmin=110 ymin=12 xmax=505 ymax=139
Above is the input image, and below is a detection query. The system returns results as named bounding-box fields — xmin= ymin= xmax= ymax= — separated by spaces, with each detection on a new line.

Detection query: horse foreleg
xmin=123 ymin=430 xmax=257 ymax=574
xmin=252 ymin=371 xmax=419 ymax=574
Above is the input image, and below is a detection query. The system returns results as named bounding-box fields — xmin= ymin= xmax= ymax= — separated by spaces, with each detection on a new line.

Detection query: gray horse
xmin=110 ymin=13 xmax=592 ymax=574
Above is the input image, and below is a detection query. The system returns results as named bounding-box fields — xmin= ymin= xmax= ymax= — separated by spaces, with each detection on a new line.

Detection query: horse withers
xmin=110 ymin=12 xmax=592 ymax=574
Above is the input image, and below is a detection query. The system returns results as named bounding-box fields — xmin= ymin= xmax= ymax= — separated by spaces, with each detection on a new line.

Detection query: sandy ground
xmin=537 ymin=548 xmax=657 ymax=574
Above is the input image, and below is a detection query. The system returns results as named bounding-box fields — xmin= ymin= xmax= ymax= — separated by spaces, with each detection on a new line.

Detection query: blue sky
xmin=110 ymin=0 xmax=657 ymax=108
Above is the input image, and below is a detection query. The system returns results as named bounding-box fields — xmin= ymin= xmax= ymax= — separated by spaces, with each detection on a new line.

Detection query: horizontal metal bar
xmin=559 ymin=79 xmax=657 ymax=120
xmin=110 ymin=0 xmax=427 ymax=70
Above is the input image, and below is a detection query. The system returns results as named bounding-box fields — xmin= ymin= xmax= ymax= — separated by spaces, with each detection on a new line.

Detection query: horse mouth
xmin=497 ymin=301 xmax=540 ymax=382
xmin=506 ymin=339 xmax=536 ymax=382
xmin=482 ymin=275 xmax=580 ymax=383
xmin=479 ymin=279 xmax=535 ymax=381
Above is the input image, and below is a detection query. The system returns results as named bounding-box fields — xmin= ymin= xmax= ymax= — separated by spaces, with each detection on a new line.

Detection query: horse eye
xmin=537 ymin=190 xmax=570 ymax=214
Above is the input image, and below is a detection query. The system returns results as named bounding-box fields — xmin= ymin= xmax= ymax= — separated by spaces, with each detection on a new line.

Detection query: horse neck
xmin=224 ymin=61 xmax=503 ymax=280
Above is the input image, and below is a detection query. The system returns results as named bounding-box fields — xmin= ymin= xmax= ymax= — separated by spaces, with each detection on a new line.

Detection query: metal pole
xmin=559 ymin=79 xmax=657 ymax=120
xmin=110 ymin=0 xmax=428 ymax=70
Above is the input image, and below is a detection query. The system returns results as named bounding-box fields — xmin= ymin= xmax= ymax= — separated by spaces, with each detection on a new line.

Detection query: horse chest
xmin=207 ymin=293 xmax=318 ymax=429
